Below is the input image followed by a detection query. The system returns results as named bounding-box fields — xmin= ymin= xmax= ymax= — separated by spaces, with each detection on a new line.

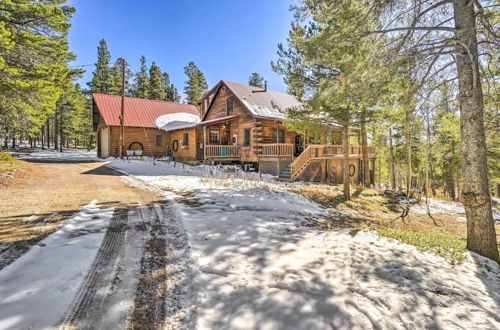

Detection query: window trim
xmin=226 ymin=96 xmax=234 ymax=116
xmin=243 ymin=128 xmax=251 ymax=147
xmin=155 ymin=134 xmax=163 ymax=147
xmin=182 ymin=133 xmax=189 ymax=149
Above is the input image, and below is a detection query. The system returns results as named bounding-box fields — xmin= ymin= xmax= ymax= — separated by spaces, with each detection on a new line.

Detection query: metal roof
xmin=223 ymin=81 xmax=302 ymax=120
xmin=93 ymin=93 xmax=199 ymax=128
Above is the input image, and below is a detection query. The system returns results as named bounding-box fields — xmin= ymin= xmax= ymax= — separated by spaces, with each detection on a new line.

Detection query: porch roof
xmin=198 ymin=114 xmax=240 ymax=126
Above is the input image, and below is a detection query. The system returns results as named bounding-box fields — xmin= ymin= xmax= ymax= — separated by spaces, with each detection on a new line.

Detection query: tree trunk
xmin=46 ymin=119 xmax=50 ymax=148
xmin=452 ymin=0 xmax=499 ymax=263
xmin=59 ymin=111 xmax=63 ymax=152
xmin=389 ymin=128 xmax=396 ymax=190
xmin=54 ymin=114 xmax=59 ymax=150
xmin=41 ymin=125 xmax=45 ymax=149
xmin=405 ymin=113 xmax=412 ymax=199
xmin=342 ymin=125 xmax=350 ymax=200
xmin=361 ymin=111 xmax=370 ymax=187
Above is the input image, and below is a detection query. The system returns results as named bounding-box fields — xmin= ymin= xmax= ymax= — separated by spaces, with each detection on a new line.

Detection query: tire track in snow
xmin=58 ymin=205 xmax=153 ymax=329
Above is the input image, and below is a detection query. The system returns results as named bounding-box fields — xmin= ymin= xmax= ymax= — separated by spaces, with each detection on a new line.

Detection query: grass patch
xmin=378 ymin=228 xmax=468 ymax=264
xmin=359 ymin=189 xmax=379 ymax=197
xmin=0 ymin=152 xmax=18 ymax=164
xmin=0 ymin=152 xmax=20 ymax=173
xmin=0 ymin=166 xmax=19 ymax=172
xmin=343 ymin=198 xmax=390 ymax=212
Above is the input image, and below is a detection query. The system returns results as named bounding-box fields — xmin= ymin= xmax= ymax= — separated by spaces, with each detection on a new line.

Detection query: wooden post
xmin=119 ymin=59 xmax=126 ymax=159
xmin=276 ymin=121 xmax=280 ymax=175
xmin=203 ymin=126 xmax=207 ymax=163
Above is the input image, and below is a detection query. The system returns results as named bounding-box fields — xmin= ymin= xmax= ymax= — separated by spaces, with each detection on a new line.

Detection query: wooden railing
xmin=290 ymin=145 xmax=314 ymax=181
xmin=289 ymin=144 xmax=376 ymax=181
xmin=260 ymin=143 xmax=294 ymax=157
xmin=205 ymin=145 xmax=241 ymax=158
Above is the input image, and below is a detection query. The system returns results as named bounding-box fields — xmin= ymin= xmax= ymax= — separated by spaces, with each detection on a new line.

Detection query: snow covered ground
xmin=13 ymin=148 xmax=100 ymax=162
xmin=108 ymin=159 xmax=500 ymax=329
xmin=0 ymin=201 xmax=113 ymax=329
xmin=409 ymin=197 xmax=500 ymax=223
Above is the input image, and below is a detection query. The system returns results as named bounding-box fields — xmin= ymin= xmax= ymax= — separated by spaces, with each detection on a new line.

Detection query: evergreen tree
xmin=248 ymin=72 xmax=265 ymax=88
xmin=109 ymin=61 xmax=122 ymax=96
xmin=135 ymin=56 xmax=150 ymax=99
xmin=273 ymin=0 xmax=389 ymax=198
xmin=149 ymin=61 xmax=165 ymax=100
xmin=184 ymin=61 xmax=208 ymax=105
xmin=109 ymin=58 xmax=132 ymax=96
xmin=88 ymin=39 xmax=113 ymax=94
xmin=162 ymin=72 xmax=181 ymax=103
xmin=0 ymin=0 xmax=75 ymax=143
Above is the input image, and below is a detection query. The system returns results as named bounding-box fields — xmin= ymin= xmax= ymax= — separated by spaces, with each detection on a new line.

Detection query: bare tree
xmin=373 ymin=0 xmax=499 ymax=262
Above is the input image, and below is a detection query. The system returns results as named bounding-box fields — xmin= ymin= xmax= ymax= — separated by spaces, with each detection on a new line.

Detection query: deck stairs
xmin=278 ymin=166 xmax=291 ymax=180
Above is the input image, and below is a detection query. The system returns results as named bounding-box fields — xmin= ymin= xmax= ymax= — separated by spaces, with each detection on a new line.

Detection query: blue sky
xmin=68 ymin=0 xmax=295 ymax=97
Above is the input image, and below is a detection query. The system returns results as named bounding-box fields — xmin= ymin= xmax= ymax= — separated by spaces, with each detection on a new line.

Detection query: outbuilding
xmin=92 ymin=93 xmax=199 ymax=158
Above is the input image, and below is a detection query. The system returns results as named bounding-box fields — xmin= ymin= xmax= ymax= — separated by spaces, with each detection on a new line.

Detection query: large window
xmin=272 ymin=129 xmax=285 ymax=143
xmin=182 ymin=133 xmax=189 ymax=148
xmin=209 ymin=129 xmax=220 ymax=144
xmin=156 ymin=135 xmax=163 ymax=146
xmin=244 ymin=128 xmax=251 ymax=146
xmin=226 ymin=97 xmax=234 ymax=115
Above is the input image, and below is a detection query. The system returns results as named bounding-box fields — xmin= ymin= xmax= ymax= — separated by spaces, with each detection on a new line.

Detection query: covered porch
xmin=201 ymin=115 xmax=242 ymax=161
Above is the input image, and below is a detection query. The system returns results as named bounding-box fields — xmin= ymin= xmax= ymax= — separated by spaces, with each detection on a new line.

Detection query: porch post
xmin=203 ymin=126 xmax=207 ymax=164
xmin=276 ymin=121 xmax=280 ymax=175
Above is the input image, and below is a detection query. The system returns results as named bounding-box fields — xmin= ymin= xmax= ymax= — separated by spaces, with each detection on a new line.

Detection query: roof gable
xmin=201 ymin=81 xmax=302 ymax=121
xmin=93 ymin=93 xmax=199 ymax=128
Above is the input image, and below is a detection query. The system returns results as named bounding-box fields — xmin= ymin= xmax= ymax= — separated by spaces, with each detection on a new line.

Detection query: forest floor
xmin=291 ymin=185 xmax=500 ymax=264
xmin=1 ymin=150 xmax=499 ymax=329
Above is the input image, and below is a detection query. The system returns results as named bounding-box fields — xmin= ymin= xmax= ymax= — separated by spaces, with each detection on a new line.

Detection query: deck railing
xmin=260 ymin=143 xmax=294 ymax=157
xmin=289 ymin=144 xmax=376 ymax=181
xmin=205 ymin=145 xmax=241 ymax=158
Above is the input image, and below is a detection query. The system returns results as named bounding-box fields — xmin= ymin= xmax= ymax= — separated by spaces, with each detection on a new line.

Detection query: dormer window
xmin=226 ymin=97 xmax=234 ymax=116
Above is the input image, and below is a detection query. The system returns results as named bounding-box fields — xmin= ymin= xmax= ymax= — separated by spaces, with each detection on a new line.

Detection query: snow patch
xmin=155 ymin=113 xmax=200 ymax=132
xmin=0 ymin=201 xmax=113 ymax=330
xmin=13 ymin=148 xmax=100 ymax=162
xmin=109 ymin=159 xmax=500 ymax=329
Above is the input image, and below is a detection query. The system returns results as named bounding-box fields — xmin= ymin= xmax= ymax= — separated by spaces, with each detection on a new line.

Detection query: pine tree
xmin=88 ymin=39 xmax=113 ymax=94
xmin=184 ymin=61 xmax=208 ymax=105
xmin=273 ymin=0 xmax=389 ymax=199
xmin=162 ymin=72 xmax=180 ymax=103
xmin=0 ymin=0 xmax=75 ymax=144
xmin=149 ymin=61 xmax=165 ymax=100
xmin=109 ymin=58 xmax=132 ymax=96
xmin=135 ymin=56 xmax=150 ymax=99
xmin=248 ymin=72 xmax=265 ymax=88
xmin=109 ymin=61 xmax=122 ymax=96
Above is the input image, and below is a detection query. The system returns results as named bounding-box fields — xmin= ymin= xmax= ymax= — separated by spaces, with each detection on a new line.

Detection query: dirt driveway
xmin=0 ymin=159 xmax=162 ymax=270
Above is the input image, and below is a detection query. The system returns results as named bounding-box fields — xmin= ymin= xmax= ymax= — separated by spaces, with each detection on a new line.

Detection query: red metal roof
xmin=93 ymin=93 xmax=199 ymax=128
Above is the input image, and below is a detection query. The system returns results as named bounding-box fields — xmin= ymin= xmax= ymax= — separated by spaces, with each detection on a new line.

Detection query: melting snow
xmin=0 ymin=201 xmax=113 ymax=330
xmin=108 ymin=159 xmax=500 ymax=329
xmin=155 ymin=113 xmax=200 ymax=132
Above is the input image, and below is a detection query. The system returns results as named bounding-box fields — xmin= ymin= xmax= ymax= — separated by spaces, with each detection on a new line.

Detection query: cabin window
xmin=156 ymin=135 xmax=163 ymax=146
xmin=226 ymin=97 xmax=234 ymax=116
xmin=182 ymin=133 xmax=189 ymax=148
xmin=209 ymin=129 xmax=220 ymax=144
xmin=272 ymin=129 xmax=285 ymax=143
xmin=244 ymin=128 xmax=251 ymax=146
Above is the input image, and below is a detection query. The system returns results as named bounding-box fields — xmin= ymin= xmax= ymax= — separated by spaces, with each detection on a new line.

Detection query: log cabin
xmin=164 ymin=80 xmax=376 ymax=183
xmin=92 ymin=93 xmax=199 ymax=158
